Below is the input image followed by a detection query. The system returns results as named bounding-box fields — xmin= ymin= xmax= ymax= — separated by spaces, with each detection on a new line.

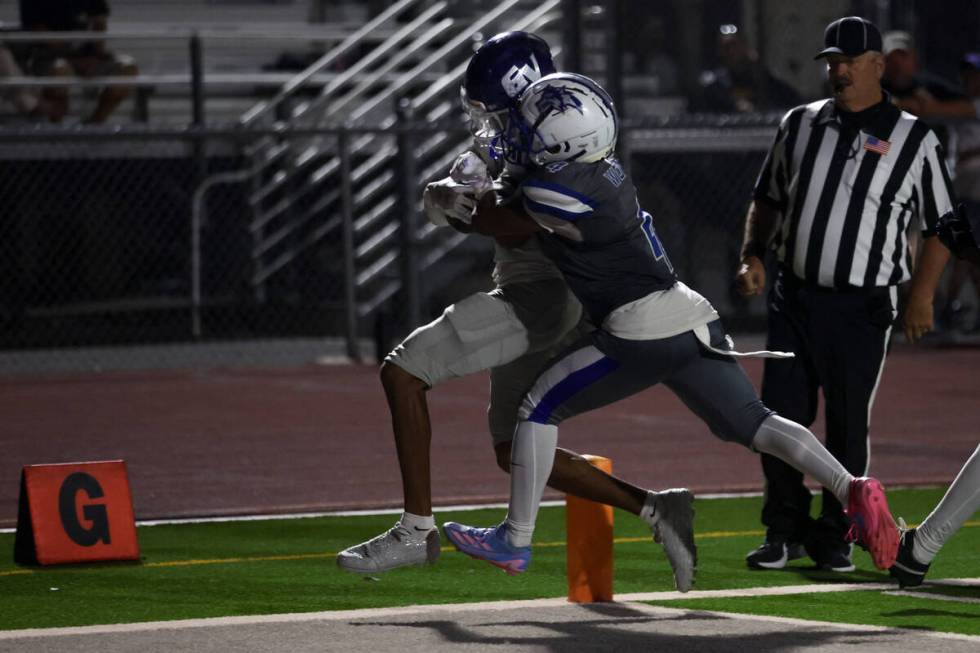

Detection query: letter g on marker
xmin=59 ymin=472 xmax=111 ymax=546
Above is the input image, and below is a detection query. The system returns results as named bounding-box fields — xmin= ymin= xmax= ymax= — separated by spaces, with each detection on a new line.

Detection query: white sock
xmin=751 ymin=414 xmax=853 ymax=505
xmin=504 ymin=421 xmax=558 ymax=548
xmin=639 ymin=490 xmax=658 ymax=526
xmin=914 ymin=444 xmax=980 ymax=564
xmin=398 ymin=511 xmax=435 ymax=540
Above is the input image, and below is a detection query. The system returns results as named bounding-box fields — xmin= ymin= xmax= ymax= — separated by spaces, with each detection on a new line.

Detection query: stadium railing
xmin=0 ymin=24 xmax=406 ymax=124
xmin=0 ymin=1 xmax=794 ymax=373
xmin=0 ymin=116 xmax=779 ymax=371
xmin=234 ymin=0 xmax=563 ymax=337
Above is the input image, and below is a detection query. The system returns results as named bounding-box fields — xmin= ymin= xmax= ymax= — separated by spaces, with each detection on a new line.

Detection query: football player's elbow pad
xmin=935 ymin=203 xmax=978 ymax=260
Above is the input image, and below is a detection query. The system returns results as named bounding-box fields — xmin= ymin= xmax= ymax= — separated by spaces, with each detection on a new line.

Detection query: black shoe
xmin=746 ymin=540 xmax=807 ymax=569
xmin=813 ymin=544 xmax=855 ymax=572
xmin=803 ymin=515 xmax=854 ymax=572
xmin=889 ymin=526 xmax=930 ymax=588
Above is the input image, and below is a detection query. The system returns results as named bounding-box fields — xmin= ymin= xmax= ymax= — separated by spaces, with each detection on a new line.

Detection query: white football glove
xmin=449 ymin=151 xmax=493 ymax=197
xmin=423 ymin=177 xmax=478 ymax=226
xmin=423 ymin=151 xmax=496 ymax=227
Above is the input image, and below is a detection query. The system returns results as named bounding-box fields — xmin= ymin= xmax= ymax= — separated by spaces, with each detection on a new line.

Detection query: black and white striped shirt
xmin=754 ymin=97 xmax=955 ymax=288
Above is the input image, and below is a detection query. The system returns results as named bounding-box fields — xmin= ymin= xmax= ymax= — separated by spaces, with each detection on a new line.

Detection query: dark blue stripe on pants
xmin=527 ymin=356 xmax=620 ymax=424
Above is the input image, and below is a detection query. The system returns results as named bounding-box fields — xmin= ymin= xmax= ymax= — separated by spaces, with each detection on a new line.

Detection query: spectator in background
xmin=621 ymin=9 xmax=680 ymax=96
xmin=19 ymin=0 xmax=138 ymax=124
xmin=694 ymin=25 xmax=801 ymax=113
xmin=883 ymin=34 xmax=980 ymax=334
xmin=882 ymin=31 xmax=975 ymax=119
xmin=0 ymin=44 xmax=59 ymax=121
xmin=941 ymin=54 xmax=980 ymax=333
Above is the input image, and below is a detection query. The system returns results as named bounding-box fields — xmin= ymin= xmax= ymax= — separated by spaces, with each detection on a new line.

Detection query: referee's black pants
xmin=759 ymin=267 xmax=895 ymax=551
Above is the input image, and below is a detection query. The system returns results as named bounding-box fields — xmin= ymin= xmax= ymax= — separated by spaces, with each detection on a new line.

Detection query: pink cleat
xmin=442 ymin=522 xmax=530 ymax=575
xmin=844 ymin=477 xmax=900 ymax=569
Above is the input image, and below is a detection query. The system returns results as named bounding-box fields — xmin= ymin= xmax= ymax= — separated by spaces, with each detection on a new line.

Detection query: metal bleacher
xmin=0 ymin=0 xmax=566 ymax=345
xmin=0 ymin=0 xmax=406 ymax=124
xmin=224 ymin=0 xmax=564 ymax=327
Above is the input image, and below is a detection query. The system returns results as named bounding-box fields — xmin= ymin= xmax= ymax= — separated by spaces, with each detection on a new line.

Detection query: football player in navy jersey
xmin=338 ymin=34 xmax=695 ymax=590
xmin=442 ymin=73 xmax=902 ymax=577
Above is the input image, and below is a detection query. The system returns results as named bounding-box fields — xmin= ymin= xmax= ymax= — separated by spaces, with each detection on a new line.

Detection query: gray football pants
xmin=519 ymin=319 xmax=773 ymax=447
xmin=385 ymin=277 xmax=583 ymax=444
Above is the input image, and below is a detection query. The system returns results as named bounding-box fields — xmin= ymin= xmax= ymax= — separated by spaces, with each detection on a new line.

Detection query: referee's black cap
xmin=814 ymin=16 xmax=883 ymax=60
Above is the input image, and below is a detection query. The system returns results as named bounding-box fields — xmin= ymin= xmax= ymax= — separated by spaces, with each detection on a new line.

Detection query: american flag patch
xmin=864 ymin=136 xmax=891 ymax=155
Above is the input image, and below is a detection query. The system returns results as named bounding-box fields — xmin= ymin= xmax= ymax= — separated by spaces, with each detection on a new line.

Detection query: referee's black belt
xmin=779 ymin=267 xmax=888 ymax=295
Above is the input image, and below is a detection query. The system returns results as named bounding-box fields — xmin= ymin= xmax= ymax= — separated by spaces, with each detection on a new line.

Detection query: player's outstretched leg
xmin=645 ymin=489 xmax=697 ymax=592
xmin=336 ymin=522 xmax=440 ymax=573
xmin=442 ymin=522 xmax=531 ymax=575
xmin=889 ymin=523 xmax=931 ymax=588
xmin=844 ymin=477 xmax=900 ymax=569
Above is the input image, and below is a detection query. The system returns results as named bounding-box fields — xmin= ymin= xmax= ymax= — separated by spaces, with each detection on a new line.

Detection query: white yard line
xmin=615 ymin=582 xmax=898 ymax=601
xmin=883 ymin=590 xmax=980 ymax=604
xmin=624 ymin=602 xmax=980 ymax=644
xmin=2 ymin=580 xmax=978 ymax=641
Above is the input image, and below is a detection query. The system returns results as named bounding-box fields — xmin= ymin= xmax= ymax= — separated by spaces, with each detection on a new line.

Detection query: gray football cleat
xmin=650 ymin=489 xmax=697 ymax=592
xmin=336 ymin=523 xmax=440 ymax=573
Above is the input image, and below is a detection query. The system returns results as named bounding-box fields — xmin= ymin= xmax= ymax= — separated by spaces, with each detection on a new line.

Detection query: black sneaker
xmin=746 ymin=540 xmax=807 ymax=569
xmin=803 ymin=515 xmax=855 ymax=572
xmin=889 ymin=525 xmax=930 ymax=588
xmin=813 ymin=544 xmax=855 ymax=572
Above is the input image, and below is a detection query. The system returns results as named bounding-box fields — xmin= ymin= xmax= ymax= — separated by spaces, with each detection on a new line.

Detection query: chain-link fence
xmin=0 ymin=118 xmax=778 ymax=373
xmin=626 ymin=120 xmax=776 ymax=326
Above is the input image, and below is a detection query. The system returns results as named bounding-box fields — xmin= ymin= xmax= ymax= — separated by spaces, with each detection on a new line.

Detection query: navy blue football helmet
xmin=460 ymin=31 xmax=556 ymax=162
xmin=462 ymin=31 xmax=556 ymax=112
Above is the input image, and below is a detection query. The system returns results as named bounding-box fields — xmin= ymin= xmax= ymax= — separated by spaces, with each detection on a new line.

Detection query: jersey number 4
xmin=637 ymin=208 xmax=674 ymax=272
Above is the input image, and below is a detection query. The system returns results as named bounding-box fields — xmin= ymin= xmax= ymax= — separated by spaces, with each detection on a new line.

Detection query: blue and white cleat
xmin=442 ymin=522 xmax=531 ymax=575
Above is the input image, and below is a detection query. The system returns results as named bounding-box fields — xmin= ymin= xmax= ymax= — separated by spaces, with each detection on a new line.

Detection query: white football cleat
xmin=336 ymin=523 xmax=440 ymax=573
xmin=650 ymin=489 xmax=697 ymax=592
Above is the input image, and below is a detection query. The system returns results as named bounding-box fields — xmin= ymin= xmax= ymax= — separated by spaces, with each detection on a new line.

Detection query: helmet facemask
xmin=458 ymin=31 xmax=557 ymax=166
xmin=460 ymin=85 xmax=508 ymax=161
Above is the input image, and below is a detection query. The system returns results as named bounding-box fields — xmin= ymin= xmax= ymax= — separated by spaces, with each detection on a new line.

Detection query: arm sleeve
xmin=915 ymin=130 xmax=957 ymax=234
xmin=520 ymin=172 xmax=597 ymax=241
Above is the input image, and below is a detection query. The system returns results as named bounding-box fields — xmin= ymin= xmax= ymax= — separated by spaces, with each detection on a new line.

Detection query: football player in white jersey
xmin=337 ymin=33 xmax=696 ymax=592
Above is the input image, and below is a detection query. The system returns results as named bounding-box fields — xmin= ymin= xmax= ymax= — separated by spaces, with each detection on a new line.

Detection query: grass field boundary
xmin=0 ymin=484 xmax=951 ymax=534
xmin=3 ymin=581 xmax=979 ymax=642
xmin=3 ymin=520 xmax=976 ymax=577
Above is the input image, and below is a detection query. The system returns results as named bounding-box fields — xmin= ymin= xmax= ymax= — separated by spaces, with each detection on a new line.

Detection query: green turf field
xmin=1 ymin=488 xmax=977 ymax=634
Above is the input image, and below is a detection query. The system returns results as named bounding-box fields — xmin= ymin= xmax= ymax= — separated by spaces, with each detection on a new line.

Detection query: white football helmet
xmin=516 ymin=73 xmax=618 ymax=165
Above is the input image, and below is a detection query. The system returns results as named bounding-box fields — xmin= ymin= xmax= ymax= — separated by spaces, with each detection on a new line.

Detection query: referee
xmin=736 ymin=16 xmax=954 ymax=571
